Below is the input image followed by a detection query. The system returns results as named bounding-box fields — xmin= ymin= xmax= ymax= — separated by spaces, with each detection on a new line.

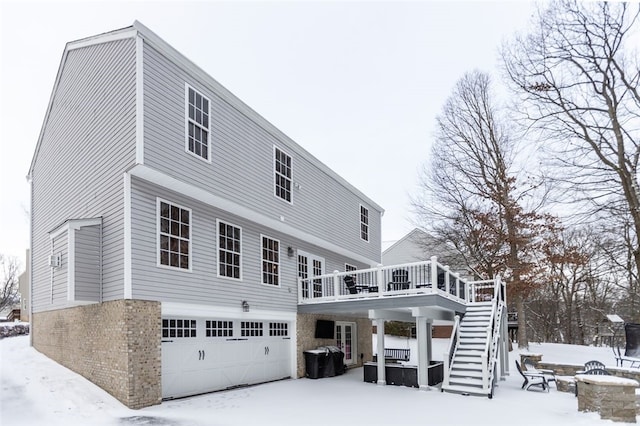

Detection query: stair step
xmin=459 ymin=337 xmax=486 ymax=343
xmin=442 ymin=384 xmax=490 ymax=396
xmin=454 ymin=356 xmax=483 ymax=363
xmin=449 ymin=377 xmax=484 ymax=387
xmin=458 ymin=345 xmax=486 ymax=351
xmin=456 ymin=350 xmax=483 ymax=356
xmin=466 ymin=310 xmax=491 ymax=315
xmin=450 ymin=369 xmax=483 ymax=378
xmin=451 ymin=363 xmax=483 ymax=372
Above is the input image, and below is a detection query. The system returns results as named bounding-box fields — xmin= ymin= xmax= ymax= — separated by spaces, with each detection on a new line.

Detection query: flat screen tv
xmin=315 ymin=319 xmax=335 ymax=339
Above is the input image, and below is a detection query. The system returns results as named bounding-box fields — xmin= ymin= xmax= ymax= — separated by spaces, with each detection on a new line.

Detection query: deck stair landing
xmin=442 ymin=301 xmax=500 ymax=397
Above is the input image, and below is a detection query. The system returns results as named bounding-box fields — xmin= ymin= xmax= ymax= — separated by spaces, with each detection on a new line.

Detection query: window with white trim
xmin=261 ymin=235 xmax=280 ymax=286
xmin=274 ymin=147 xmax=292 ymax=202
xmin=298 ymin=255 xmax=309 ymax=298
xmin=360 ymin=205 xmax=369 ymax=242
xmin=186 ymin=85 xmax=211 ymax=161
xmin=158 ymin=200 xmax=191 ymax=270
xmin=217 ymin=220 xmax=242 ymax=279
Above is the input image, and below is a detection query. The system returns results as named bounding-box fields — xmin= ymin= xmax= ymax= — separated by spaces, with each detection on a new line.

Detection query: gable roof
xmin=28 ymin=21 xmax=384 ymax=215
xmin=383 ymin=228 xmax=470 ymax=274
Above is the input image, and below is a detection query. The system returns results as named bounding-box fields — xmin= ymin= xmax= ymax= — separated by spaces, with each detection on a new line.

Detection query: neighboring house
xmin=382 ymin=228 xmax=470 ymax=338
xmin=29 ymin=22 xmax=382 ymax=408
xmin=18 ymin=249 xmax=29 ymax=322
xmin=383 ymin=228 xmax=471 ymax=279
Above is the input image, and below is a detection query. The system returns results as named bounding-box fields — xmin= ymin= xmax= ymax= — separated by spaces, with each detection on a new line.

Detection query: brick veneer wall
xmin=296 ymin=313 xmax=373 ymax=378
xmin=32 ymin=300 xmax=161 ymax=409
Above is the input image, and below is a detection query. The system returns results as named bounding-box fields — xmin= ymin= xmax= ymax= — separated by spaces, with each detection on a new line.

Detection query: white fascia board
xmin=162 ymin=302 xmax=297 ymax=321
xmin=29 ymin=26 xmax=138 ymax=179
xmin=132 ymin=20 xmax=383 ymax=214
xmin=128 ymin=164 xmax=378 ymax=266
xmin=49 ymin=218 xmax=102 ymax=239
xmin=66 ymin=27 xmax=137 ymax=52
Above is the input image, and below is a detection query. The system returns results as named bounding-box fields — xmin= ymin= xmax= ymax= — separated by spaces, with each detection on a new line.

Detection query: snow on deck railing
xmin=297 ymin=256 xmax=479 ymax=304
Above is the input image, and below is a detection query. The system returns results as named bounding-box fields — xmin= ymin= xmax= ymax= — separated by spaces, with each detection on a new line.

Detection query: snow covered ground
xmin=1 ymin=334 xmax=638 ymax=426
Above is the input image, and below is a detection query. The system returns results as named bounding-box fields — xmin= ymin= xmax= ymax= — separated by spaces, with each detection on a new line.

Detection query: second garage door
xmin=162 ymin=317 xmax=292 ymax=399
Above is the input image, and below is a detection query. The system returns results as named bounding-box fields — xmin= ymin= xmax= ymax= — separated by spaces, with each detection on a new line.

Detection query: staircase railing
xmin=484 ymin=276 xmax=505 ymax=397
xmin=480 ymin=297 xmax=497 ymax=392
xmin=442 ymin=315 xmax=460 ymax=389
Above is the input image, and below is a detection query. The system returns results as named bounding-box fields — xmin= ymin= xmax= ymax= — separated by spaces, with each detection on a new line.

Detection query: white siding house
xmin=29 ymin=22 xmax=383 ymax=408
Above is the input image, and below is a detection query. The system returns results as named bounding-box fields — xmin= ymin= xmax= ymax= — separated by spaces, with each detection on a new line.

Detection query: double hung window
xmin=218 ymin=220 xmax=242 ymax=279
xmin=274 ymin=147 xmax=292 ymax=203
xmin=186 ymin=85 xmax=211 ymax=161
xmin=158 ymin=199 xmax=191 ymax=270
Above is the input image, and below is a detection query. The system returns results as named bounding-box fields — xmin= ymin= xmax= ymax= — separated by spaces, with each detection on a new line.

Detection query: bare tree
xmin=413 ymin=70 xmax=556 ymax=348
xmin=0 ymin=254 xmax=20 ymax=313
xmin=502 ymin=0 xmax=640 ymax=319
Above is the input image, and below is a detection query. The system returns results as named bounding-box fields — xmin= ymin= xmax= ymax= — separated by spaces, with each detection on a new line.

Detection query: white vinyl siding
xmin=31 ymin=38 xmax=136 ymax=312
xmin=143 ymin=44 xmax=382 ymax=263
xmin=217 ymin=219 xmax=242 ymax=280
xmin=261 ymin=235 xmax=280 ymax=286
xmin=185 ymin=84 xmax=211 ymax=162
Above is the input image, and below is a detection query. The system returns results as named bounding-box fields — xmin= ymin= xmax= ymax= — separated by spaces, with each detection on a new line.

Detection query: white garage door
xmin=162 ymin=317 xmax=291 ymax=399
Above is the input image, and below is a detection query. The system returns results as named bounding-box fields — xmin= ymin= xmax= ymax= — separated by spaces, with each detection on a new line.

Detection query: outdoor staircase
xmin=441 ymin=301 xmax=503 ymax=398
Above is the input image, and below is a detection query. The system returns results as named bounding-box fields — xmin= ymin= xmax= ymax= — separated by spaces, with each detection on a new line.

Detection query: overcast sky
xmin=0 ymin=0 xmax=536 ymax=265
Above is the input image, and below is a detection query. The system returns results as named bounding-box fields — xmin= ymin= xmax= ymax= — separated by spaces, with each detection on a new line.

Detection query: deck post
xmin=430 ymin=256 xmax=438 ymax=290
xmin=333 ymin=270 xmax=340 ymax=298
xmin=444 ymin=265 xmax=450 ymax=295
xmin=376 ymin=264 xmax=384 ymax=298
xmin=416 ymin=316 xmax=431 ymax=390
xmin=376 ymin=319 xmax=386 ymax=385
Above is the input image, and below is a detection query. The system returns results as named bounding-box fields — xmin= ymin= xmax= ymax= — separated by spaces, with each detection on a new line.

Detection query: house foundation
xmin=32 ymin=300 xmax=161 ymax=409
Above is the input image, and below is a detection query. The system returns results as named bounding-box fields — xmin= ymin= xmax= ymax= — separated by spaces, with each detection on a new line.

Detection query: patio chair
xmin=583 ymin=368 xmax=610 ymax=376
xmin=523 ymin=358 xmax=556 ymax=388
xmin=344 ymin=275 xmax=377 ymax=294
xmin=387 ymin=269 xmax=410 ymax=291
xmin=584 ymin=360 xmax=605 ymax=372
xmin=612 ymin=345 xmax=623 ymax=367
xmin=515 ymin=360 xmax=548 ymax=392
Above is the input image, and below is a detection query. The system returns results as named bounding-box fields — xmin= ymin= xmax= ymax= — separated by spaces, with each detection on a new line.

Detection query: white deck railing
xmin=297 ymin=256 xmax=495 ymax=305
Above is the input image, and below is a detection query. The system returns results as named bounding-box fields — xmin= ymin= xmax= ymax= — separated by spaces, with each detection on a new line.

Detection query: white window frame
xmin=273 ymin=145 xmax=293 ymax=204
xmin=345 ymin=263 xmax=357 ymax=273
xmin=360 ymin=205 xmax=369 ymax=242
xmin=297 ymin=250 xmax=325 ymax=299
xmin=185 ymin=83 xmax=212 ymax=163
xmin=261 ymin=234 xmax=280 ymax=287
xmin=216 ymin=219 xmax=242 ymax=280
xmin=157 ymin=198 xmax=192 ymax=272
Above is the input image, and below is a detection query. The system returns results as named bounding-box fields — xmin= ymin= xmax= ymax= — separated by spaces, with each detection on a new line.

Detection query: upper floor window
xmin=185 ymin=84 xmax=211 ymax=162
xmin=360 ymin=205 xmax=369 ymax=242
xmin=274 ymin=146 xmax=292 ymax=203
xmin=158 ymin=199 xmax=191 ymax=270
xmin=217 ymin=220 xmax=242 ymax=280
xmin=261 ymin=235 xmax=280 ymax=286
